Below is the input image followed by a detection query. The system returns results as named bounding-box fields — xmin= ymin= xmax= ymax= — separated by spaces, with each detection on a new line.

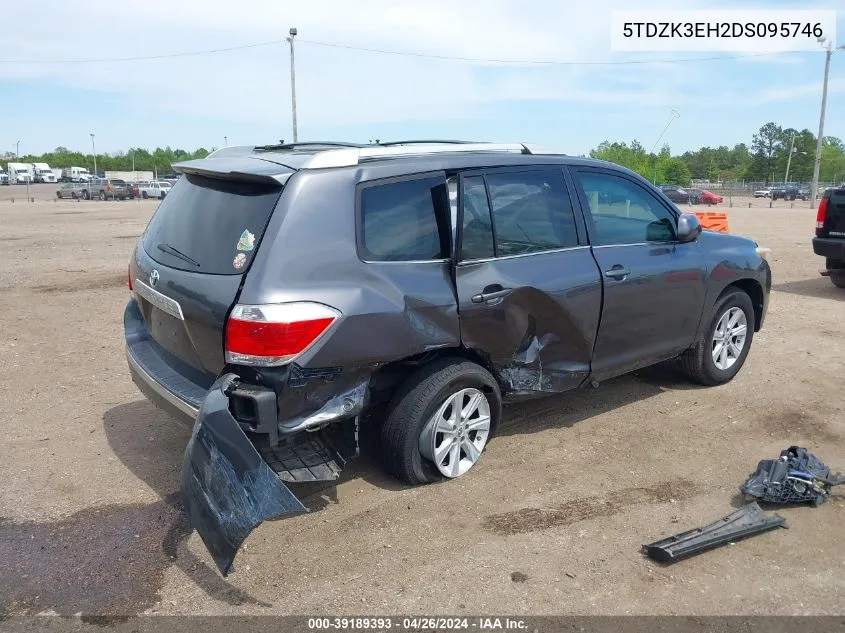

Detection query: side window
xmin=485 ymin=170 xmax=578 ymax=257
xmin=460 ymin=176 xmax=495 ymax=260
xmin=359 ymin=175 xmax=446 ymax=262
xmin=576 ymin=171 xmax=676 ymax=246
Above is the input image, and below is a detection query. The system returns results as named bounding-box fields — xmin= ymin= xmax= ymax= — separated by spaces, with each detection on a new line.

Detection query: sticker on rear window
xmin=237 ymin=230 xmax=255 ymax=252
xmin=233 ymin=253 xmax=247 ymax=270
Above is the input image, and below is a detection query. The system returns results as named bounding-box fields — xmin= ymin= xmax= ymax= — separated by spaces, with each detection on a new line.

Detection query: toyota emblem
xmin=149 ymin=269 xmax=160 ymax=287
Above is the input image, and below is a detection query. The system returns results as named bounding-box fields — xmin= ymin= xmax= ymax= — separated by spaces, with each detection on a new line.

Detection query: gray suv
xmin=124 ymin=141 xmax=771 ymax=574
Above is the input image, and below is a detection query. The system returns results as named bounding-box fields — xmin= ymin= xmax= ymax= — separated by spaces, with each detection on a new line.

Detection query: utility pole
xmin=810 ymin=38 xmax=845 ymax=208
xmin=90 ymin=133 xmax=97 ymax=177
xmin=287 ymin=27 xmax=298 ymax=143
xmin=784 ymin=132 xmax=795 ymax=184
xmin=224 ymin=136 xmax=228 ymax=147
xmin=15 ymin=140 xmax=20 ymax=159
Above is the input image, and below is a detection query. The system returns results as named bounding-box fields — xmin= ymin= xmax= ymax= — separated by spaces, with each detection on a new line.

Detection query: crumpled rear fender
xmin=181 ymin=374 xmax=306 ymax=576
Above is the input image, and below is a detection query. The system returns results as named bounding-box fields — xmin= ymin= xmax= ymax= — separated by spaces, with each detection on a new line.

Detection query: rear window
xmin=358 ymin=175 xmax=448 ymax=262
xmin=142 ymin=174 xmax=282 ymax=275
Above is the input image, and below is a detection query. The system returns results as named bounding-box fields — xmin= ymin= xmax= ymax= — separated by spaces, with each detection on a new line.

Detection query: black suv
xmin=124 ymin=141 xmax=771 ymax=574
xmin=771 ymin=184 xmax=808 ymax=201
xmin=659 ymin=184 xmax=699 ymax=205
xmin=813 ymin=186 xmax=845 ymax=287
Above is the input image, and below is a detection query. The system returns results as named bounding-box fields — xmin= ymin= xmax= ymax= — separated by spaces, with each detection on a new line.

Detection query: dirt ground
xmin=0 ymin=185 xmax=843 ymax=617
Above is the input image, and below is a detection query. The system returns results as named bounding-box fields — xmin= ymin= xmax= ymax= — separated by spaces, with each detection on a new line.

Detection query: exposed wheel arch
xmin=721 ymin=279 xmax=764 ymax=332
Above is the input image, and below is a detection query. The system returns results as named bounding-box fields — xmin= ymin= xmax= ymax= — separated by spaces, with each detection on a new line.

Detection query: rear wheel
xmin=82 ymin=190 xmax=90 ymax=200
xmin=681 ymin=289 xmax=754 ymax=386
xmin=71 ymin=192 xmax=78 ymax=200
xmin=142 ymin=191 xmax=148 ymax=199
xmin=99 ymin=191 xmax=105 ymax=201
xmin=380 ymin=358 xmax=502 ymax=485
xmin=826 ymin=259 xmax=845 ymax=288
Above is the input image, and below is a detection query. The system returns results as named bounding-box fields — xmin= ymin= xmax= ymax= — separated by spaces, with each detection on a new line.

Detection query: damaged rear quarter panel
xmin=236 ymin=167 xmax=461 ymax=423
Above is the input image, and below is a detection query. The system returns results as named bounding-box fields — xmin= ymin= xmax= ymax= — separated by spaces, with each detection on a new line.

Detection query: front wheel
xmin=141 ymin=191 xmax=148 ymax=199
xmin=82 ymin=190 xmax=90 ymax=200
xmin=380 ymin=359 xmax=502 ymax=485
xmin=99 ymin=191 xmax=106 ymax=201
xmin=680 ymin=289 xmax=755 ymax=386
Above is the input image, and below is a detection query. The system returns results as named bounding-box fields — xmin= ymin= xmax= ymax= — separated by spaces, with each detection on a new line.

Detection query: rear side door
xmin=453 ymin=167 xmax=602 ymax=394
xmin=569 ymin=167 xmax=707 ymax=380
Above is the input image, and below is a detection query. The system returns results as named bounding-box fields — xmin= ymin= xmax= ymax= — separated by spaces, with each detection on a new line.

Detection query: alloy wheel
xmin=419 ymin=388 xmax=491 ymax=478
xmin=712 ymin=307 xmax=747 ymax=370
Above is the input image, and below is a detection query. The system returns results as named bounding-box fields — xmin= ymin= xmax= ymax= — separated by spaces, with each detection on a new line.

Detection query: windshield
xmin=142 ymin=174 xmax=282 ymax=275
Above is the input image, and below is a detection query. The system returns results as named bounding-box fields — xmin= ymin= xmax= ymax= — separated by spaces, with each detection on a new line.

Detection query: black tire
xmin=71 ymin=192 xmax=78 ymax=200
xmin=82 ymin=190 xmax=89 ymax=200
xmin=99 ymin=191 xmax=106 ymax=201
xmin=826 ymin=258 xmax=845 ymax=288
xmin=380 ymin=358 xmax=502 ymax=485
xmin=142 ymin=191 xmax=148 ymax=199
xmin=680 ymin=288 xmax=755 ymax=386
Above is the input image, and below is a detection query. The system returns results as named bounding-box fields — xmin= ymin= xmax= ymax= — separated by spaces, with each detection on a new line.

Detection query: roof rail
xmin=254 ymin=141 xmax=366 ymax=151
xmin=302 ymin=142 xmax=537 ymax=169
xmin=375 ymin=140 xmax=479 ymax=146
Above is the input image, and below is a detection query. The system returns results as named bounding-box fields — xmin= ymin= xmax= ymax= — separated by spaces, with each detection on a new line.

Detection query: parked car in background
xmin=82 ymin=177 xmax=131 ymax=200
xmin=139 ymin=181 xmax=171 ymax=199
xmin=0 ymin=167 xmax=8 ymax=185
xmin=55 ymin=182 xmax=87 ymax=199
xmin=124 ymin=141 xmax=772 ymax=574
xmin=753 ymin=188 xmax=771 ymax=198
xmin=698 ymin=190 xmax=724 ymax=206
xmin=7 ymin=163 xmax=34 ymax=184
xmin=813 ymin=186 xmax=845 ymax=288
xmin=130 ymin=182 xmax=145 ymax=199
xmin=771 ymin=185 xmax=808 ymax=201
xmin=660 ymin=185 xmax=699 ymax=205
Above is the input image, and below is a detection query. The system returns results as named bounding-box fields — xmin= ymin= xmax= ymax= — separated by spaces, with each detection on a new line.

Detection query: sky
xmin=0 ymin=0 xmax=843 ymax=157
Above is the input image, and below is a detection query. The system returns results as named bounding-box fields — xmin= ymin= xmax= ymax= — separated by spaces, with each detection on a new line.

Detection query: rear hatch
xmin=128 ymin=165 xmax=290 ymax=391
xmin=819 ymin=188 xmax=845 ymax=238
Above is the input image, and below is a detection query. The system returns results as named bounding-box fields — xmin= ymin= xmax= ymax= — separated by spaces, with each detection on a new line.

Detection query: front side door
xmin=453 ymin=167 xmax=602 ymax=395
xmin=570 ymin=167 xmax=707 ymax=380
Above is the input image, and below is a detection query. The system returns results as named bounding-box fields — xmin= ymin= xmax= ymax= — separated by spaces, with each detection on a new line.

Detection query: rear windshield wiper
xmin=156 ymin=242 xmax=200 ymax=268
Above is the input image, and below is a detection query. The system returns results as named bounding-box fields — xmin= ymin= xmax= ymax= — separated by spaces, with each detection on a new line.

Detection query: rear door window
xmin=484 ymin=170 xmax=579 ymax=257
xmin=358 ymin=175 xmax=448 ymax=262
xmin=142 ymin=174 xmax=282 ymax=275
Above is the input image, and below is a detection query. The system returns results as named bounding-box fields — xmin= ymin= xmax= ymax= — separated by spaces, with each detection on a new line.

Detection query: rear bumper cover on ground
xmin=181 ymin=374 xmax=307 ymax=575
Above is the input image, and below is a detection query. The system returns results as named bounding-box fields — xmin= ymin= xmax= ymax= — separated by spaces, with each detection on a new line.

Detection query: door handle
xmin=604 ymin=265 xmax=631 ymax=281
xmin=471 ymin=287 xmax=513 ymax=304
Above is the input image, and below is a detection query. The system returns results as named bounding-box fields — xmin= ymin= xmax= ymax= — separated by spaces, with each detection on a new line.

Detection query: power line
xmin=0 ymin=37 xmax=792 ymax=66
xmin=298 ymin=39 xmax=789 ymax=66
xmin=0 ymin=39 xmax=286 ymax=64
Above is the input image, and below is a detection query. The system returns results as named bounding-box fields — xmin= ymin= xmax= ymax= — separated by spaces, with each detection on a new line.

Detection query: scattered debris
xmin=510 ymin=571 xmax=529 ymax=583
xmin=643 ymin=502 xmax=787 ymax=563
xmin=741 ymin=446 xmax=844 ymax=506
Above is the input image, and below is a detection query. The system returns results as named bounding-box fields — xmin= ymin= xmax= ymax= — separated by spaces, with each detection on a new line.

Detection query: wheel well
xmin=724 ymin=279 xmax=763 ymax=331
xmin=366 ymin=347 xmax=497 ymax=407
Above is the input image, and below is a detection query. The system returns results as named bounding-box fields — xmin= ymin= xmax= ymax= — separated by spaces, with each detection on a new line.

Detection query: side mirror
xmin=676 ymin=213 xmax=702 ymax=243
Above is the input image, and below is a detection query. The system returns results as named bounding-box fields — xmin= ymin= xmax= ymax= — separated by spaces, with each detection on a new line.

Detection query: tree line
xmin=591 ymin=122 xmax=845 ymax=187
xmin=5 ymin=123 xmax=845 ymax=186
xmin=1 ymin=146 xmax=210 ymax=174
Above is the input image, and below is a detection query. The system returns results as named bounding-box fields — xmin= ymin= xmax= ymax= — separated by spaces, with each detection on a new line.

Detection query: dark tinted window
xmin=485 ymin=170 xmax=578 ymax=257
xmin=142 ymin=174 xmax=282 ymax=275
xmin=360 ymin=176 xmax=446 ymax=261
xmin=460 ymin=176 xmax=495 ymax=260
xmin=576 ymin=171 xmax=675 ymax=246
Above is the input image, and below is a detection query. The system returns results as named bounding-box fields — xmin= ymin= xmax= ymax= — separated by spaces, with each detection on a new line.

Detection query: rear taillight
xmin=816 ymin=197 xmax=829 ymax=236
xmin=128 ymin=264 xmax=133 ymax=291
xmin=225 ymin=302 xmax=340 ymax=366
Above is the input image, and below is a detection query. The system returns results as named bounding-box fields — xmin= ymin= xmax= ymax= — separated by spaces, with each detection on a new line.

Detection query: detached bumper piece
xmin=741 ymin=446 xmax=845 ymax=506
xmin=643 ymin=502 xmax=787 ymax=564
xmin=181 ymin=374 xmax=307 ymax=576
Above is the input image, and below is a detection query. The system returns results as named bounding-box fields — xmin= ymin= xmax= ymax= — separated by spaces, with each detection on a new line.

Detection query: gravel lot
xmin=1 ymin=187 xmax=843 ymax=617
